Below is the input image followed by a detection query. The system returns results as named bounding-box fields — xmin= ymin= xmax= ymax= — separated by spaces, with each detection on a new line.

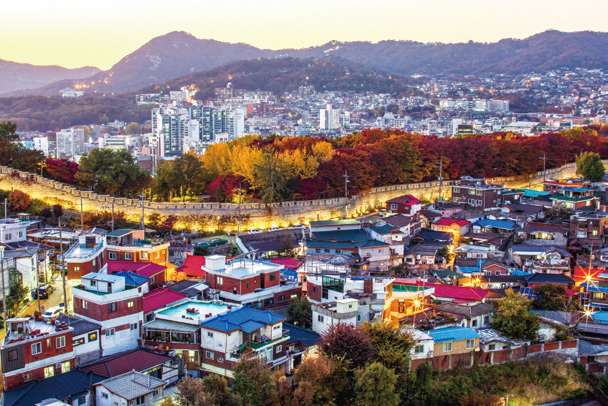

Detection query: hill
xmin=149 ymin=56 xmax=414 ymax=100
xmin=0 ymin=60 xmax=100 ymax=95
xmin=8 ymin=30 xmax=608 ymax=97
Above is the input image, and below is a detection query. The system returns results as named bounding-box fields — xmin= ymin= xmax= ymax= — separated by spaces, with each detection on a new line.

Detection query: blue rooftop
xmin=200 ymin=307 xmax=285 ymax=333
xmin=113 ymin=271 xmax=150 ymax=287
xmin=473 ymin=219 xmax=520 ymax=231
xmin=591 ymin=311 xmax=608 ymax=324
xmin=522 ymin=189 xmax=550 ymax=198
xmin=427 ymin=326 xmax=480 ymax=343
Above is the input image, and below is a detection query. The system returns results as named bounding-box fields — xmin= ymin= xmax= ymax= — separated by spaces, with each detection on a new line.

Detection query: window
xmin=82 ymin=299 xmax=87 ymax=309
xmin=291 ymin=293 xmax=298 ymax=299
xmin=128 ymin=301 xmax=134 ymax=308
xmin=206 ymin=351 xmax=214 ymax=360
xmin=466 ymin=339 xmax=475 ymax=349
xmin=246 ymin=283 xmax=250 ymax=288
xmin=153 ymin=389 xmax=160 ymax=397
xmin=125 ymin=252 xmax=133 ymax=260
xmin=278 ymin=295 xmax=285 ymax=301
xmin=18 ymin=231 xmax=23 ymax=238
xmin=73 ymin=338 xmax=85 ymax=346
xmin=233 ymin=286 xmax=237 ymax=294
xmin=105 ymin=328 xmax=115 ymax=337
xmin=477 ymin=200 xmax=482 ymax=205
xmin=495 ymin=271 xmax=500 ymax=276
xmin=276 ymin=345 xmax=282 ymax=353
xmin=4 ymin=233 xmax=11 ymax=240
xmin=140 ymin=252 xmax=149 ymax=260
xmin=46 ymin=338 xmax=51 ymax=348
xmin=469 ymin=189 xmax=476 ymax=195
xmin=44 ymin=366 xmax=54 ymax=378
xmin=23 ymin=373 xmax=32 ymax=382
xmin=130 ymin=323 xmax=138 ymax=331
xmin=414 ymin=345 xmax=424 ymax=354
xmin=61 ymin=361 xmax=71 ymax=373
xmin=108 ymin=252 xmax=117 ymax=260
xmin=453 ymin=197 xmax=459 ymax=202
xmin=216 ymin=276 xmax=223 ymax=285
xmin=8 ymin=349 xmax=18 ymax=361
xmin=93 ymin=259 xmax=96 ymax=266
xmin=90 ymin=280 xmax=97 ymax=287
xmin=102 ymin=393 xmax=109 ymax=399
xmin=218 ymin=356 xmax=224 ymax=363
xmin=357 ymin=314 xmax=361 ymax=321
xmin=269 ymin=274 xmax=276 ymax=281
xmin=74 ymin=266 xmax=80 ymax=272
xmin=108 ymin=303 xmax=117 ymax=313
xmin=317 ymin=315 xmax=324 ymax=322
xmin=488 ymin=344 xmax=496 ymax=351
xmin=78 ymin=395 xmax=86 ymax=405
xmin=483 ymin=316 xmax=490 ymax=324
xmin=31 ymin=342 xmax=42 ymax=355
xmin=56 ymin=336 xmax=66 ymax=348
xmin=207 ymin=331 xmax=213 ymax=338
xmin=313 ymin=287 xmax=317 ymax=293
xmin=390 ymin=204 xmax=398 ymax=210
xmin=593 ymin=230 xmax=599 ymax=236
xmin=453 ymin=187 xmax=460 ymax=193
xmin=89 ymin=332 xmax=98 ymax=341
xmin=443 ymin=342 xmax=452 ymax=352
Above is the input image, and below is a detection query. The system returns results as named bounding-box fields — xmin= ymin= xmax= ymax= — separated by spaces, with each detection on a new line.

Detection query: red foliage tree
xmin=320 ymin=323 xmax=373 ymax=368
xmin=9 ymin=190 xmax=30 ymax=211
xmin=45 ymin=157 xmax=79 ymax=184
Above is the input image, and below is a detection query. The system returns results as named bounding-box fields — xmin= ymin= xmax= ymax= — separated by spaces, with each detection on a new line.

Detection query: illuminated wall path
xmin=0 ymin=162 xmax=584 ymax=232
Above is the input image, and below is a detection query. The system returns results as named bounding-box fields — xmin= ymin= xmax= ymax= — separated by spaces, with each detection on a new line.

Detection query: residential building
xmin=550 ymin=188 xmax=598 ymax=210
xmin=311 ymin=299 xmax=365 ymax=334
xmin=431 ymin=218 xmax=471 ymax=238
xmin=33 ymin=137 xmax=49 ymax=156
xmin=427 ymin=327 xmax=480 ymax=370
xmin=569 ymin=213 xmax=608 ymax=241
xmin=199 ymin=306 xmax=289 ymax=377
xmin=409 ymin=329 xmax=434 ymax=370
xmin=377 ymin=214 xmax=423 ymax=237
xmin=308 ymin=219 xmax=362 ymax=237
xmin=383 ymin=280 xmax=434 ymax=324
xmin=108 ymin=262 xmax=167 ymax=288
xmin=369 ymin=223 xmax=406 ymax=266
xmin=56 ymin=128 xmax=85 ymax=158
xmin=470 ymin=219 xmax=520 ymax=234
xmin=436 ymin=303 xmax=493 ymax=329
xmin=72 ymin=273 xmax=145 ymax=356
xmin=94 ymin=370 xmax=165 ymax=406
xmin=319 ymin=104 xmax=340 ymax=130
xmin=203 ymin=255 xmax=301 ymax=309
xmin=385 ymin=195 xmax=422 ymax=216
xmin=105 ymin=229 xmax=170 ymax=269
xmin=1 ymin=317 xmax=75 ymax=391
xmin=65 ymin=230 xmax=107 ymax=280
xmin=56 ymin=314 xmax=102 ymax=367
xmin=306 ymin=275 xmax=390 ymax=314
xmin=0 ymin=218 xmax=30 ymax=244
xmin=452 ymin=177 xmax=504 ymax=209
xmin=517 ymin=223 xmax=569 ymax=246
xmin=508 ymin=245 xmax=572 ymax=273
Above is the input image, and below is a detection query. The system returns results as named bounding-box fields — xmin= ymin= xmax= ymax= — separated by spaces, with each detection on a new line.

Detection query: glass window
xmin=56 ymin=336 xmax=66 ymax=348
xmin=31 ymin=342 xmax=42 ymax=355
xmin=125 ymin=252 xmax=133 ymax=260
xmin=140 ymin=252 xmax=149 ymax=260
xmin=108 ymin=252 xmax=117 ymax=260
xmin=8 ymin=349 xmax=18 ymax=361
xmin=82 ymin=299 xmax=88 ymax=309
xmin=73 ymin=338 xmax=85 ymax=346
xmin=74 ymin=266 xmax=80 ymax=272
xmin=108 ymin=303 xmax=117 ymax=312
xmin=44 ymin=366 xmax=54 ymax=378
xmin=206 ymin=351 xmax=214 ymax=360
xmin=128 ymin=301 xmax=134 ymax=308
xmin=414 ymin=345 xmax=424 ymax=354
xmin=89 ymin=332 xmax=98 ymax=341
xmin=443 ymin=342 xmax=452 ymax=352
xmin=61 ymin=361 xmax=71 ymax=373
xmin=23 ymin=373 xmax=32 ymax=382
xmin=466 ymin=339 xmax=475 ymax=349
xmin=276 ymin=345 xmax=282 ymax=353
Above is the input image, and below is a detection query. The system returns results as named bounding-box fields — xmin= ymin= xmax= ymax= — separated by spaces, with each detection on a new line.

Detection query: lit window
xmin=216 ymin=276 xmax=223 ymax=285
xmin=89 ymin=332 xmax=98 ymax=341
xmin=128 ymin=301 xmax=134 ymax=308
xmin=44 ymin=366 xmax=54 ymax=378
xmin=140 ymin=252 xmax=149 ymax=260
xmin=74 ymin=266 xmax=80 ymax=272
xmin=61 ymin=361 xmax=71 ymax=373
xmin=23 ymin=373 xmax=32 ymax=382
xmin=82 ymin=299 xmax=87 ymax=309
xmin=443 ymin=342 xmax=452 ymax=352
xmin=56 ymin=336 xmax=66 ymax=348
xmin=31 ymin=342 xmax=42 ymax=355
xmin=73 ymin=338 xmax=85 ymax=346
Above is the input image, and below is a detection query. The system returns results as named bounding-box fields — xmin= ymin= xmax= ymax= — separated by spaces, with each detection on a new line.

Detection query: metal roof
xmin=427 ymin=326 xmax=480 ymax=343
xmin=99 ymin=370 xmax=164 ymax=401
xmin=143 ymin=318 xmax=199 ymax=332
xmin=200 ymin=307 xmax=285 ymax=333
xmin=106 ymin=229 xmax=136 ymax=237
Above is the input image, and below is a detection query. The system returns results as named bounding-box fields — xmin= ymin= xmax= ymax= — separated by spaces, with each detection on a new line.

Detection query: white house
xmin=312 ymin=299 xmax=361 ymax=334
xmin=95 ymin=370 xmax=164 ymax=406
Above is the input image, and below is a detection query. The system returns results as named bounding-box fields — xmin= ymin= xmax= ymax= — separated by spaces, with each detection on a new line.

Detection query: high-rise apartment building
xmin=56 ymin=128 xmax=85 ymax=158
xmin=319 ymin=104 xmax=340 ymax=130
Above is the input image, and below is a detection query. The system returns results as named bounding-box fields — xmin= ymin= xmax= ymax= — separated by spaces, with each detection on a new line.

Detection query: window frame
xmin=443 ymin=342 xmax=452 ymax=352
xmin=31 ymin=342 xmax=42 ymax=355
xmin=56 ymin=336 xmax=66 ymax=349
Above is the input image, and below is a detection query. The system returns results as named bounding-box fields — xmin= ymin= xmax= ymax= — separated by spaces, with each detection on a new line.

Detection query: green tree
xmin=576 ymin=151 xmax=605 ymax=182
xmin=354 ymin=362 xmax=400 ymax=406
xmin=198 ymin=374 xmax=240 ymax=406
xmin=254 ymin=149 xmax=287 ymax=203
xmin=0 ymin=121 xmax=44 ymax=172
xmin=492 ymin=290 xmax=540 ymax=340
xmin=362 ymin=320 xmax=414 ymax=375
xmin=287 ymin=297 xmax=312 ymax=329
xmin=125 ymin=122 xmax=142 ymax=135
xmin=232 ymin=357 xmax=277 ymax=406
xmin=77 ymin=148 xmax=152 ymax=197
xmin=173 ymin=153 xmax=205 ymax=200
xmin=533 ymin=283 xmax=578 ymax=311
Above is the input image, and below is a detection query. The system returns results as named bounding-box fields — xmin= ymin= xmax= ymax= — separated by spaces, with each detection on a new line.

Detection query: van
xmin=32 ymin=284 xmax=53 ymax=300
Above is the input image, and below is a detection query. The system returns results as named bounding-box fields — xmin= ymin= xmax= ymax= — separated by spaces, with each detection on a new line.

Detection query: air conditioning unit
xmin=55 ymin=363 xmax=61 ymax=370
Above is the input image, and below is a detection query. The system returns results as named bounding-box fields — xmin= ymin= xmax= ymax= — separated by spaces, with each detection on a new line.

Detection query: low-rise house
xmin=508 ymin=245 xmax=572 ymax=273
xmin=306 ymin=275 xmax=389 ymax=312
xmin=386 ymin=194 xmax=422 ymax=216
xmin=411 ymin=229 xmax=452 ymax=245
xmin=80 ymin=349 xmax=179 ymax=385
xmin=429 ymin=202 xmax=463 ymax=218
xmin=544 ymin=179 xmax=585 ymax=193
xmin=369 ymin=223 xmax=406 ymax=266
xmin=312 ymin=299 xmax=363 ymax=334
xmin=550 ymin=188 xmax=598 ymax=211
xmin=199 ymin=307 xmax=289 ymax=377
xmin=283 ymin=323 xmax=321 ymax=372
xmin=56 ymin=314 xmax=102 ymax=367
xmin=481 ymin=260 xmax=510 ymax=276
xmin=169 ymin=279 xmax=208 ymax=298
xmin=454 ymin=245 xmax=503 ymax=260
xmin=383 ymin=279 xmax=434 ymax=323
xmin=1 ymin=317 xmax=75 ymax=391
xmin=431 ymin=218 xmax=471 ymax=238
xmin=480 ymin=275 xmax=526 ymax=290
xmin=503 ymin=203 xmax=544 ymax=221
xmin=105 ymin=229 xmax=170 ymax=268
xmin=409 ymin=329 xmax=434 ymax=369
xmin=404 ymin=243 xmax=445 ymax=266
xmin=477 ymin=328 xmax=530 ymax=359
xmin=524 ymin=273 xmax=575 ymax=288
xmin=517 ymin=223 xmax=569 ymax=246
xmin=3 ymin=369 xmax=105 ymax=406
xmin=308 ymin=219 xmax=362 ymax=237
xmin=107 ymin=261 xmax=167 ymax=289
xmin=94 ymin=370 xmax=165 ymax=406
xmin=378 ymin=214 xmax=423 ymax=237
xmin=569 ymin=213 xmax=608 ymax=242
xmin=437 ymin=302 xmax=493 ymax=329
xmin=471 ymin=219 xmax=520 ymax=234
xmin=427 ymin=327 xmax=480 ymax=369
xmin=237 ymin=229 xmax=303 ymax=257
xmin=142 ymin=287 xmax=188 ymax=322
xmin=65 ymin=230 xmax=107 ymax=280
xmin=175 ymin=255 xmax=207 ymax=279
xmin=451 ymin=177 xmax=504 ymax=209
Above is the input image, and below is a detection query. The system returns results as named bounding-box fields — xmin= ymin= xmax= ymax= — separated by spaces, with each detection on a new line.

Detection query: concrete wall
xmin=0 ymin=161 xmax=596 ymax=232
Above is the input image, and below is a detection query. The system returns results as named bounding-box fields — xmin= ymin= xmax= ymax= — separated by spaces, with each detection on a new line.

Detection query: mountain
xmin=5 ymin=30 xmax=608 ymax=97
xmin=0 ymin=60 xmax=100 ymax=94
xmin=146 ymin=56 xmax=415 ymax=100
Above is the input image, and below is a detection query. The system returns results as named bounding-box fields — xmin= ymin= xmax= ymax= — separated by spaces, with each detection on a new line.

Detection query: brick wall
xmin=67 ymin=252 xmax=105 ymax=280
xmin=307 ymin=281 xmax=322 ymax=302
xmin=4 ymin=359 xmax=75 ymax=390
xmin=74 ymin=296 xmax=143 ymax=322
xmin=23 ymin=332 xmax=73 ymax=365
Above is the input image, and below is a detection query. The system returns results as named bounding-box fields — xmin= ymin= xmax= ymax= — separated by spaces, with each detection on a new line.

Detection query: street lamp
xmin=217 ymin=216 xmax=221 ymax=233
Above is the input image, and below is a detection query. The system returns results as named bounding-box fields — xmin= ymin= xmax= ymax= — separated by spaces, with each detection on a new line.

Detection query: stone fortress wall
xmin=0 ymin=161 xmax=590 ymax=232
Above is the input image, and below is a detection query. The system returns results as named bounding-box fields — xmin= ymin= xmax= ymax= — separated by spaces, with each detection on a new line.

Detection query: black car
xmin=32 ymin=284 xmax=53 ymax=299
xmin=209 ymin=238 xmax=228 ymax=247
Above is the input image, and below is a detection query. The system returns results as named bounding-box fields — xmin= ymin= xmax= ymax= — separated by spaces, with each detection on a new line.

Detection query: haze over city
xmin=1 ymin=0 xmax=608 ymax=69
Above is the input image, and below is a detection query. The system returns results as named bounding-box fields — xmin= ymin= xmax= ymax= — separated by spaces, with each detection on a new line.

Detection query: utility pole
xmin=4 ymin=198 xmax=7 ymax=219
xmin=539 ymin=152 xmax=547 ymax=186
xmin=80 ymin=193 xmax=84 ymax=231
xmin=36 ymin=252 xmax=41 ymax=313
xmin=59 ymin=216 xmax=67 ymax=313
xmin=1 ymin=259 xmax=6 ymax=328
xmin=111 ymin=197 xmax=115 ymax=232
xmin=236 ymin=186 xmax=242 ymax=235
xmin=139 ymin=190 xmax=145 ymax=231
xmin=438 ymin=155 xmax=444 ymax=204
xmin=343 ymin=170 xmax=350 ymax=219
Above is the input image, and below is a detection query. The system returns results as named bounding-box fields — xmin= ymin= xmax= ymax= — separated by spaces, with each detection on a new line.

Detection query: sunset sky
xmin=2 ymin=0 xmax=607 ymax=70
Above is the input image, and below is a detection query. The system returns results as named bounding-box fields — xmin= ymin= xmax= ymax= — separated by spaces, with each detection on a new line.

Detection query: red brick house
xmin=386 ymin=195 xmax=422 ymax=216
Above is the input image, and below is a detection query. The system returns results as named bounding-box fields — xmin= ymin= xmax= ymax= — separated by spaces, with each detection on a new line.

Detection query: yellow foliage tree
xmin=311 ymin=141 xmax=335 ymax=164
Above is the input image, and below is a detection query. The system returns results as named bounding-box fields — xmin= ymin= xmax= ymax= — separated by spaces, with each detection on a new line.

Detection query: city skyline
xmin=2 ymin=0 xmax=608 ymax=70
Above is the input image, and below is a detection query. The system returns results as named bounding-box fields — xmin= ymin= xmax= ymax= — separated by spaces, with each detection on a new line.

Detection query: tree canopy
xmin=491 ymin=290 xmax=540 ymax=340
xmin=576 ymin=151 xmax=605 ymax=182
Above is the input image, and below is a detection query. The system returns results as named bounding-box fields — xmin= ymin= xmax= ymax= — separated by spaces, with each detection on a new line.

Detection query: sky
xmin=2 ymin=0 xmax=607 ymax=70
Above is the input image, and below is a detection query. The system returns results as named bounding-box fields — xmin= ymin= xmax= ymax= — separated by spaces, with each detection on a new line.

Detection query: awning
xmin=143 ymin=319 xmax=199 ymax=332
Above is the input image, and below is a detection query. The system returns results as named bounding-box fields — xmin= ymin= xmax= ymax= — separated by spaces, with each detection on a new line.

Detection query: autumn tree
xmin=321 ymin=323 xmax=374 ymax=368
xmin=254 ymin=149 xmax=287 ymax=203
xmin=9 ymin=190 xmax=30 ymax=211
xmin=125 ymin=122 xmax=142 ymax=135
xmin=293 ymin=355 xmax=334 ymax=405
xmin=175 ymin=376 xmax=204 ymax=406
xmin=362 ymin=320 xmax=413 ymax=375
xmin=287 ymin=297 xmax=312 ymax=329
xmin=576 ymin=151 xmax=605 ymax=182
xmin=354 ymin=362 xmax=400 ymax=406
xmin=492 ymin=290 xmax=540 ymax=340
xmin=232 ymin=357 xmax=277 ymax=406
xmin=45 ymin=157 xmax=79 ymax=184
xmin=0 ymin=121 xmax=44 ymax=172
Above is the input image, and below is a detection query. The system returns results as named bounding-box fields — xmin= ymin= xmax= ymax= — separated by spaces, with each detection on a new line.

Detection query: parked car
xmin=43 ymin=306 xmax=63 ymax=321
xmin=32 ymin=284 xmax=53 ymax=300
xmin=269 ymin=227 xmax=282 ymax=232
xmin=209 ymin=238 xmax=228 ymax=246
xmin=196 ymin=241 xmax=211 ymax=248
xmin=289 ymin=224 xmax=305 ymax=229
xmin=248 ymin=229 xmax=263 ymax=234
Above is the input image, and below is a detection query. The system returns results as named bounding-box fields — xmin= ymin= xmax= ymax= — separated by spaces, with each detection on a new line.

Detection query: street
xmin=21 ymin=276 xmax=71 ymax=318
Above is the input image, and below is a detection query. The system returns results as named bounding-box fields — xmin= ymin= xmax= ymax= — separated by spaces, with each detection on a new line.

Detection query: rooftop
xmin=427 ymin=326 xmax=480 ymax=343
xmin=386 ymin=194 xmax=422 ymax=205
xmin=472 ymin=219 xmax=520 ymax=231
xmin=176 ymin=255 xmax=206 ymax=277
xmin=309 ymin=219 xmax=361 ymax=227
xmin=56 ymin=314 xmax=101 ymax=337
xmin=108 ymin=261 xmax=166 ymax=278
xmin=80 ymin=349 xmax=174 ymax=378
xmin=156 ymin=300 xmax=233 ymax=324
xmin=2 ymin=318 xmax=72 ymax=347
xmin=98 ymin=370 xmax=164 ymax=400
xmin=201 ymin=306 xmax=285 ymax=333
xmin=143 ymin=287 xmax=187 ymax=314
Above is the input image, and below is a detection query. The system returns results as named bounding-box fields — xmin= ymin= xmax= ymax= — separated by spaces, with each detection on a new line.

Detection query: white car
xmin=289 ymin=224 xmax=305 ymax=229
xmin=43 ymin=306 xmax=63 ymax=321
xmin=248 ymin=229 xmax=263 ymax=234
xmin=269 ymin=227 xmax=282 ymax=232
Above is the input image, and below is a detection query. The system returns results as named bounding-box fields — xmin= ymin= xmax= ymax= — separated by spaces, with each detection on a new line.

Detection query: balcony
xmin=230 ymin=334 xmax=289 ymax=359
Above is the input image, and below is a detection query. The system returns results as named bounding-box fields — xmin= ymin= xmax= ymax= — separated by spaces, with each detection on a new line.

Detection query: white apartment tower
xmin=319 ymin=104 xmax=340 ymax=130
xmin=56 ymin=128 xmax=85 ymax=158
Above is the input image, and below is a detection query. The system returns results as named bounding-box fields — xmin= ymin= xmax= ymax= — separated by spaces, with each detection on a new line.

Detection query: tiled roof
xmin=112 ymin=271 xmax=150 ymax=287
xmin=476 ymin=328 xmax=529 ymax=345
xmin=56 ymin=313 xmax=101 ymax=336
xmin=434 ymin=218 xmax=470 ymax=227
xmin=99 ymin=370 xmax=164 ymax=401
xmin=381 ymin=214 xmax=413 ymax=228
xmin=176 ymin=255 xmax=206 ymax=277
xmin=386 ymin=195 xmax=421 ymax=205
xmin=201 ymin=307 xmax=285 ymax=333
xmin=143 ymin=287 xmax=187 ymax=313
xmin=372 ymin=224 xmax=404 ymax=235
xmin=525 ymin=273 xmax=575 ymax=285
xmin=4 ymin=370 xmax=105 ymax=406
xmin=269 ymin=257 xmax=303 ymax=270
xmin=439 ymin=302 xmax=493 ymax=318
xmin=427 ymin=326 xmax=479 ymax=343
xmin=393 ymin=280 xmax=488 ymax=302
xmin=413 ymin=229 xmax=452 ymax=242
xmin=80 ymin=349 xmax=173 ymax=378
xmin=108 ymin=261 xmax=166 ymax=278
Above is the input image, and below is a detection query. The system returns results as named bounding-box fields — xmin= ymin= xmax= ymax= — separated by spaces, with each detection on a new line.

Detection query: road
xmin=21 ymin=277 xmax=71 ymax=317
